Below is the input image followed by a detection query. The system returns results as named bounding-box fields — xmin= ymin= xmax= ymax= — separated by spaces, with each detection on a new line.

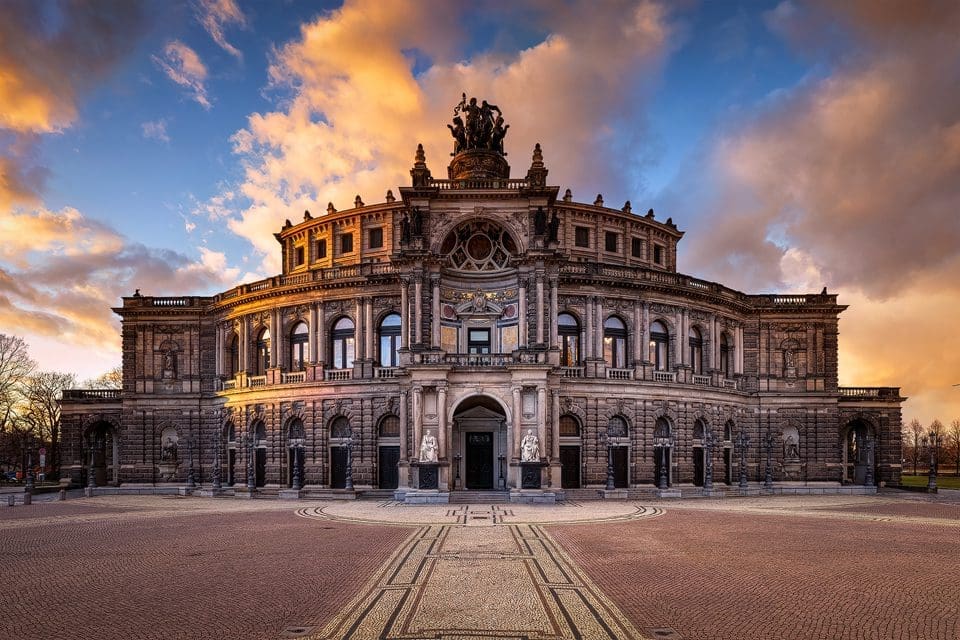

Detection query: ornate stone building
xmin=61 ymin=98 xmax=904 ymax=499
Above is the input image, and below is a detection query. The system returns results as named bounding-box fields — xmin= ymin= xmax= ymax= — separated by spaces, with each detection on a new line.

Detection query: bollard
xmin=7 ymin=495 xmax=13 ymax=507
xmin=22 ymin=492 xmax=31 ymax=506
xmin=59 ymin=489 xmax=66 ymax=501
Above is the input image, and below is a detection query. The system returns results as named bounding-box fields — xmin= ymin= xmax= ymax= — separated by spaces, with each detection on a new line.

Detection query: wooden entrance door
xmin=693 ymin=447 xmax=704 ymax=486
xmin=330 ymin=447 xmax=348 ymax=488
xmin=560 ymin=446 xmax=581 ymax=488
xmin=378 ymin=446 xmax=400 ymax=489
xmin=612 ymin=447 xmax=629 ymax=488
xmin=255 ymin=448 xmax=266 ymax=487
xmin=465 ymin=432 xmax=494 ymax=490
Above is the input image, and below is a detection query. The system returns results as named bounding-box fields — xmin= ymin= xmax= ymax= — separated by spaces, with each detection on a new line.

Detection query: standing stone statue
xmin=547 ymin=210 xmax=560 ymax=243
xmin=521 ymin=429 xmax=540 ymax=462
xmin=419 ymin=430 xmax=438 ymax=463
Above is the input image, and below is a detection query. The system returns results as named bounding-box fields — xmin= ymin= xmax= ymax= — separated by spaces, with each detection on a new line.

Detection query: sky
xmin=1 ymin=0 xmax=958 ymax=427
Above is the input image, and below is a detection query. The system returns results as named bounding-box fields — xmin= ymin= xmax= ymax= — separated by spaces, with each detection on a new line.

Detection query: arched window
xmin=688 ymin=326 xmax=703 ymax=375
xmin=607 ymin=416 xmax=628 ymax=438
xmin=379 ymin=313 xmax=402 ymax=367
xmin=724 ymin=421 xmax=733 ymax=441
xmin=331 ymin=317 xmax=355 ymax=369
xmin=254 ymin=422 xmax=266 ymax=444
xmin=229 ymin=333 xmax=240 ymax=375
xmin=559 ymin=415 xmax=581 ymax=437
xmin=226 ymin=422 xmax=236 ymax=442
xmin=720 ymin=332 xmax=730 ymax=378
xmin=603 ymin=316 xmax=627 ymax=369
xmin=330 ymin=416 xmax=351 ymax=439
xmin=654 ymin=417 xmax=671 ymax=440
xmin=378 ymin=415 xmax=400 ymax=437
xmin=558 ymin=313 xmax=581 ymax=366
xmin=693 ymin=419 xmax=706 ymax=440
xmin=287 ymin=418 xmax=305 ymax=441
xmin=255 ymin=329 xmax=270 ymax=375
xmin=649 ymin=321 xmax=669 ymax=371
xmin=290 ymin=322 xmax=308 ymax=371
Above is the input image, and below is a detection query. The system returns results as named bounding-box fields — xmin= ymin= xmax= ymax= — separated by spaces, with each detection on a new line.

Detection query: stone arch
xmin=559 ymin=396 xmax=586 ymax=427
xmin=449 ymin=390 xmax=512 ymax=426
xmin=431 ymin=213 xmax=529 ymax=257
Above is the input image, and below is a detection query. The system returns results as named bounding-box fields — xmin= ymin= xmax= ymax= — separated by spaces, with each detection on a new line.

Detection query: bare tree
xmin=904 ymin=418 xmax=924 ymax=475
xmin=0 ymin=334 xmax=35 ymax=434
xmin=949 ymin=419 xmax=960 ymax=476
xmin=20 ymin=371 xmax=76 ymax=478
xmin=84 ymin=365 xmax=122 ymax=390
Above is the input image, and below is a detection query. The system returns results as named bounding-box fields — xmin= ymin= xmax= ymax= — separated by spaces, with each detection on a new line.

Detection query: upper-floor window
xmin=468 ymin=328 xmax=491 ymax=354
xmin=631 ymin=237 xmax=642 ymax=258
xmin=603 ymin=316 xmax=627 ymax=369
xmin=440 ymin=220 xmax=517 ymax=271
xmin=330 ymin=416 xmax=351 ymax=439
xmin=316 ymin=238 xmax=327 ymax=259
xmin=378 ymin=414 xmax=400 ymax=438
xmin=720 ymin=332 xmax=731 ymax=377
xmin=604 ymin=231 xmax=618 ymax=253
xmin=379 ymin=313 xmax=401 ymax=367
xmin=607 ymin=416 xmax=628 ymax=438
xmin=290 ymin=321 xmax=308 ymax=371
xmin=574 ymin=226 xmax=590 ymax=248
xmin=649 ymin=320 xmax=669 ymax=371
xmin=331 ymin=317 xmax=355 ymax=369
xmin=369 ymin=227 xmax=383 ymax=249
xmin=229 ymin=333 xmax=240 ymax=374
xmin=688 ymin=326 xmax=703 ymax=375
xmin=558 ymin=313 xmax=581 ymax=367
xmin=255 ymin=328 xmax=270 ymax=375
xmin=340 ymin=233 xmax=354 ymax=254
xmin=294 ymin=246 xmax=305 ymax=266
xmin=653 ymin=244 xmax=664 ymax=265
xmin=559 ymin=415 xmax=581 ymax=437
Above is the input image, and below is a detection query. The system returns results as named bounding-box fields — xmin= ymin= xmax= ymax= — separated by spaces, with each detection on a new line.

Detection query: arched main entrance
xmin=85 ymin=421 xmax=117 ymax=487
xmin=842 ymin=419 xmax=876 ymax=485
xmin=452 ymin=396 xmax=508 ymax=491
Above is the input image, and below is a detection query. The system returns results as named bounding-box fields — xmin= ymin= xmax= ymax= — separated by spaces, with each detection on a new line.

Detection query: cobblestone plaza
xmin=2 ymin=492 xmax=957 ymax=639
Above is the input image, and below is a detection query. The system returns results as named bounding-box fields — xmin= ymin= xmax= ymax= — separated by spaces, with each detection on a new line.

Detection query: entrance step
xmin=449 ymin=491 xmax=511 ymax=504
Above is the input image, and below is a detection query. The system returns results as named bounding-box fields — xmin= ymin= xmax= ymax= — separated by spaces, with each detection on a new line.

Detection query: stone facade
xmin=60 ymin=108 xmax=904 ymax=496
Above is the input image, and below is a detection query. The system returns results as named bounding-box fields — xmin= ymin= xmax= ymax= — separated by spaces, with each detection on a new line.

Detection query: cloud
xmin=153 ymin=40 xmax=212 ymax=109
xmin=195 ymin=0 xmax=247 ymax=60
xmin=666 ymin=1 xmax=960 ymax=424
xmin=141 ymin=119 xmax=170 ymax=143
xmin=221 ymin=0 xmax=675 ymax=274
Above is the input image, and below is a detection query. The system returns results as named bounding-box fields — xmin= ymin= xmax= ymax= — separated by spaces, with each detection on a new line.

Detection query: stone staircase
xmin=448 ymin=491 xmax=511 ymax=504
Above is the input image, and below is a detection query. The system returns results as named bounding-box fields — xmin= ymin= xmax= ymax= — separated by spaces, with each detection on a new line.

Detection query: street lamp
xmin=601 ymin=431 xmax=615 ymax=491
xmin=703 ymin=428 xmax=715 ymax=491
xmin=343 ymin=432 xmax=354 ymax=492
xmin=924 ymin=430 xmax=942 ymax=492
xmin=291 ymin=442 xmax=303 ymax=491
xmin=87 ymin=435 xmax=97 ymax=489
xmin=25 ymin=443 xmax=34 ymax=492
xmin=736 ymin=431 xmax=750 ymax=490
xmin=763 ymin=428 xmax=774 ymax=490
xmin=864 ymin=436 xmax=875 ymax=487
xmin=653 ymin=435 xmax=673 ymax=490
xmin=212 ymin=429 xmax=223 ymax=491
xmin=186 ymin=435 xmax=196 ymax=489
xmin=246 ymin=430 xmax=255 ymax=491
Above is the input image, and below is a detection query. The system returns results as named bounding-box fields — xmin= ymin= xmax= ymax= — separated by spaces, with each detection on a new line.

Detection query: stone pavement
xmin=1 ymin=492 xmax=958 ymax=639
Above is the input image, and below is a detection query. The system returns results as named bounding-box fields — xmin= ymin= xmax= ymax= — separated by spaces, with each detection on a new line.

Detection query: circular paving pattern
xmin=296 ymin=500 xmax=665 ymax=526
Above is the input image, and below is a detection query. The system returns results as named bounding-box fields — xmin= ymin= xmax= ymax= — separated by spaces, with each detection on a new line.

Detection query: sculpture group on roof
xmin=448 ymin=93 xmax=510 ymax=155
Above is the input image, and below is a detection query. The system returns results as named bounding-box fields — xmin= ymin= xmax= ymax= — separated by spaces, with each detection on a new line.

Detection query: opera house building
xmin=60 ymin=98 xmax=904 ymax=501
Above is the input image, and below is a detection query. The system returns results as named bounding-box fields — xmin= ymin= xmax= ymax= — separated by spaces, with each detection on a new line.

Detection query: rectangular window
xmin=653 ymin=244 xmax=664 ymax=265
xmin=631 ymin=237 xmax=642 ymax=258
xmin=316 ymin=238 xmax=327 ymax=259
xmin=369 ymin=227 xmax=383 ymax=249
xmin=604 ymin=231 xmax=618 ymax=253
xmin=574 ymin=226 xmax=590 ymax=248
xmin=467 ymin=328 xmax=491 ymax=354
xmin=294 ymin=246 xmax=305 ymax=266
xmin=340 ymin=233 xmax=353 ymax=254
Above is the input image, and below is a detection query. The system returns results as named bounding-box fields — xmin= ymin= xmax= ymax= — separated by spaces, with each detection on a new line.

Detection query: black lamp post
xmin=212 ymin=430 xmax=222 ymax=491
xmin=603 ymin=432 xmax=615 ymax=491
xmin=292 ymin=444 xmax=303 ymax=491
xmin=454 ymin=452 xmax=462 ymax=487
xmin=344 ymin=434 xmax=354 ymax=492
xmin=925 ymin=430 xmax=941 ymax=492
xmin=246 ymin=431 xmax=255 ymax=491
xmin=703 ymin=428 xmax=714 ymax=490
xmin=763 ymin=428 xmax=774 ymax=490
xmin=864 ymin=436 xmax=874 ymax=487
xmin=186 ymin=435 xmax=196 ymax=489
xmin=87 ymin=436 xmax=97 ymax=489
xmin=25 ymin=445 xmax=34 ymax=492
xmin=736 ymin=431 xmax=750 ymax=490
xmin=654 ymin=436 xmax=672 ymax=490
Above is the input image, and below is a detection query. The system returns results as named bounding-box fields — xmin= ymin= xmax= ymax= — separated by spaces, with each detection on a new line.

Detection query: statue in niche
xmin=160 ymin=433 xmax=178 ymax=462
xmin=533 ymin=206 xmax=547 ymax=236
xmin=161 ymin=351 xmax=176 ymax=380
xmin=419 ymin=430 xmax=438 ymax=463
xmin=783 ymin=433 xmax=800 ymax=461
xmin=548 ymin=210 xmax=560 ymax=243
xmin=521 ymin=430 xmax=540 ymax=462
xmin=400 ymin=211 xmax=411 ymax=243
xmin=411 ymin=207 xmax=424 ymax=237
xmin=472 ymin=289 xmax=487 ymax=312
xmin=783 ymin=347 xmax=797 ymax=378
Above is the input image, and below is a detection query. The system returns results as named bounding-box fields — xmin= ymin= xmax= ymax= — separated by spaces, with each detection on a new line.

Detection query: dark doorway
xmin=465 ymin=432 xmax=494 ymax=489
xmin=654 ymin=447 xmax=671 ymax=487
xmin=723 ymin=448 xmax=732 ymax=485
xmin=287 ymin=448 xmax=304 ymax=487
xmin=612 ymin=447 xmax=628 ymax=488
xmin=560 ymin=446 xmax=581 ymax=488
xmin=227 ymin=449 xmax=236 ymax=486
xmin=255 ymin=448 xmax=266 ymax=487
xmin=693 ymin=447 xmax=704 ymax=486
xmin=330 ymin=446 xmax=348 ymax=488
xmin=379 ymin=446 xmax=400 ymax=489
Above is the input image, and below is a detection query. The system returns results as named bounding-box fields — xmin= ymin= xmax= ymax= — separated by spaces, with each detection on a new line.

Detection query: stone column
xmin=549 ymin=277 xmax=559 ymax=349
xmin=215 ymin=325 xmax=223 ymax=377
xmin=633 ymin=304 xmax=643 ymax=364
xmin=518 ymin=279 xmax=528 ymax=348
xmin=595 ymin=297 xmax=604 ymax=360
xmin=399 ymin=390 xmax=409 ymax=461
xmin=412 ymin=385 xmax=423 ymax=460
xmin=414 ymin=274 xmax=423 ymax=345
xmin=271 ymin=309 xmax=280 ymax=367
xmin=536 ymin=273 xmax=545 ymax=345
xmin=317 ymin=305 xmax=326 ymax=365
xmin=400 ymin=278 xmax=409 ymax=349
xmin=355 ymin=298 xmax=364 ymax=360
xmin=736 ymin=325 xmax=744 ymax=374
xmin=711 ymin=315 xmax=719 ymax=370
xmin=551 ymin=390 xmax=561 ymax=459
xmin=511 ymin=386 xmax=522 ymax=460
xmin=437 ymin=385 xmax=447 ymax=458
xmin=641 ymin=302 xmax=650 ymax=362
xmin=584 ymin=297 xmax=594 ymax=359
xmin=675 ymin=308 xmax=684 ymax=367
xmin=537 ymin=386 xmax=547 ymax=459
xmin=365 ymin=297 xmax=374 ymax=361
xmin=309 ymin=304 xmax=319 ymax=364
xmin=431 ymin=275 xmax=441 ymax=349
